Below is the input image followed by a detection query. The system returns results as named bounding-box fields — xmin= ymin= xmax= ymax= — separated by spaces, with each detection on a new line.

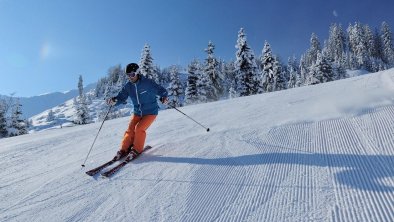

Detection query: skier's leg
xmin=133 ymin=115 xmax=157 ymax=153
xmin=120 ymin=115 xmax=141 ymax=152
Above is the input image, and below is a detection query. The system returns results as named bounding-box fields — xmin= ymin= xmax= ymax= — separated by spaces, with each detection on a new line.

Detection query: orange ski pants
xmin=120 ymin=114 xmax=157 ymax=153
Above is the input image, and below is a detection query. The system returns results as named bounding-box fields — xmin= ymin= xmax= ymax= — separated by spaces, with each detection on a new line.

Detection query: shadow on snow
xmin=143 ymin=152 xmax=394 ymax=192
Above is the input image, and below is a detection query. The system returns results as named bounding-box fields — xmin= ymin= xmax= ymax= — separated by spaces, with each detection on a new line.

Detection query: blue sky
xmin=1 ymin=0 xmax=393 ymax=97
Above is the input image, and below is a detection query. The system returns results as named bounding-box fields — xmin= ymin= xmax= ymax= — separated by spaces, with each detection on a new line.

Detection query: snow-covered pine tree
xmin=235 ymin=28 xmax=261 ymax=96
xmin=287 ymin=56 xmax=298 ymax=88
xmin=299 ymin=54 xmax=308 ymax=86
xmin=197 ymin=65 xmax=210 ymax=103
xmin=306 ymin=33 xmax=322 ymax=67
xmin=373 ymin=28 xmax=384 ymax=61
xmin=333 ymin=60 xmax=347 ymax=80
xmin=0 ymin=104 xmax=7 ymax=138
xmin=74 ymin=95 xmax=90 ymax=125
xmin=104 ymin=65 xmax=125 ymax=100
xmin=8 ymin=100 xmax=27 ymax=136
xmin=327 ymin=23 xmax=346 ymax=63
xmin=307 ymin=52 xmax=333 ymax=85
xmin=74 ymin=75 xmax=90 ymax=125
xmin=348 ymin=22 xmax=369 ymax=69
xmin=204 ymin=41 xmax=223 ymax=101
xmin=167 ymin=66 xmax=183 ymax=107
xmin=46 ymin=109 xmax=55 ymax=122
xmin=139 ymin=44 xmax=159 ymax=83
xmin=153 ymin=65 xmax=164 ymax=85
xmin=228 ymin=85 xmax=238 ymax=99
xmin=261 ymin=41 xmax=275 ymax=92
xmin=380 ymin=21 xmax=394 ymax=66
xmin=273 ymin=56 xmax=287 ymax=91
xmin=222 ymin=60 xmax=237 ymax=98
xmin=95 ymin=77 xmax=108 ymax=98
xmin=364 ymin=25 xmax=375 ymax=58
xmin=185 ymin=59 xmax=200 ymax=105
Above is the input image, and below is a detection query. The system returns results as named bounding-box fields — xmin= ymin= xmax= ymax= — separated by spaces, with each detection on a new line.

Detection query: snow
xmin=1 ymin=69 xmax=394 ymax=221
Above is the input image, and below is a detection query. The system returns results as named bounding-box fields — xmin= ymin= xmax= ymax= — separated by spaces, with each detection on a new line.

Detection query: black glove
xmin=106 ymin=97 xmax=117 ymax=106
xmin=160 ymin=97 xmax=168 ymax=104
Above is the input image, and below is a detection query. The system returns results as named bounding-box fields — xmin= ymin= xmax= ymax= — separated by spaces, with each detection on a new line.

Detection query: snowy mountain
xmin=28 ymin=92 xmax=135 ymax=132
xmin=0 ymin=83 xmax=96 ymax=118
xmin=1 ymin=69 xmax=394 ymax=221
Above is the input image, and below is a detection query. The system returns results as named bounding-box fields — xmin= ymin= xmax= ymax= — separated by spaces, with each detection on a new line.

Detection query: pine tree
xmin=74 ymin=75 xmax=90 ymax=125
xmin=348 ymin=22 xmax=369 ymax=69
xmin=167 ymin=66 xmax=183 ymax=107
xmin=139 ymin=44 xmax=159 ymax=83
xmin=333 ymin=61 xmax=347 ymax=80
xmin=0 ymin=104 xmax=7 ymax=138
xmin=306 ymin=33 xmax=322 ymax=67
xmin=78 ymin=75 xmax=83 ymax=97
xmin=228 ymin=82 xmax=238 ymax=99
xmin=299 ymin=54 xmax=308 ymax=86
xmin=95 ymin=77 xmax=108 ymax=98
xmin=46 ymin=109 xmax=55 ymax=122
xmin=204 ymin=41 xmax=223 ymax=101
xmin=287 ymin=57 xmax=298 ymax=88
xmin=327 ymin=23 xmax=346 ymax=63
xmin=153 ymin=65 xmax=163 ymax=85
xmin=9 ymin=101 xmax=27 ymax=136
xmin=104 ymin=65 xmax=125 ymax=100
xmin=74 ymin=95 xmax=90 ymax=125
xmin=222 ymin=60 xmax=237 ymax=97
xmin=373 ymin=28 xmax=384 ymax=60
xmin=307 ymin=52 xmax=333 ymax=85
xmin=185 ymin=59 xmax=200 ymax=104
xmin=273 ymin=56 xmax=287 ymax=91
xmin=381 ymin=21 xmax=394 ymax=66
xmin=197 ymin=66 xmax=210 ymax=103
xmin=364 ymin=25 xmax=375 ymax=58
xmin=234 ymin=28 xmax=261 ymax=96
xmin=261 ymin=41 xmax=275 ymax=92
xmin=185 ymin=59 xmax=200 ymax=105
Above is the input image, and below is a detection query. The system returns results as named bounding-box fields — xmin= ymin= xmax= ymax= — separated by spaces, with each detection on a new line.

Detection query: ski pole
xmin=81 ymin=104 xmax=113 ymax=167
xmin=167 ymin=104 xmax=210 ymax=132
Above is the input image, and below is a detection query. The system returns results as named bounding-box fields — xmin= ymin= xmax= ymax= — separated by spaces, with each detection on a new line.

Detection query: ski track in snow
xmin=1 ymin=70 xmax=394 ymax=221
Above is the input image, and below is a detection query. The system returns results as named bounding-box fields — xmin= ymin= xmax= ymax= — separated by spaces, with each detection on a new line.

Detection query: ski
xmin=85 ymin=158 xmax=117 ymax=176
xmin=101 ymin=145 xmax=152 ymax=178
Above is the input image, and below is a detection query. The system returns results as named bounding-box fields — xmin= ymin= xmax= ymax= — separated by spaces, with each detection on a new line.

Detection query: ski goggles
xmin=126 ymin=71 xmax=137 ymax=77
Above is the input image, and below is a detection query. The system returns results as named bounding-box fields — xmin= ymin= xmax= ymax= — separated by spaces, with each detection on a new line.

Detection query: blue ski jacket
xmin=114 ymin=75 xmax=168 ymax=116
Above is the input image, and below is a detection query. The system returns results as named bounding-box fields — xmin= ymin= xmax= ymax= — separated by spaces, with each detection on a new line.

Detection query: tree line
xmin=94 ymin=21 xmax=394 ymax=108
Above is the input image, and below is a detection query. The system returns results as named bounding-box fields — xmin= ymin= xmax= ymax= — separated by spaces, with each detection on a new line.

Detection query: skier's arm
xmin=149 ymin=80 xmax=167 ymax=98
xmin=154 ymin=82 xmax=168 ymax=102
xmin=113 ymin=83 xmax=129 ymax=105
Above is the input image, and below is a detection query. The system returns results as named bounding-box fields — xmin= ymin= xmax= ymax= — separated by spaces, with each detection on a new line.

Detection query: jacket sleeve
xmin=154 ymin=81 xmax=168 ymax=98
xmin=114 ymin=83 xmax=129 ymax=105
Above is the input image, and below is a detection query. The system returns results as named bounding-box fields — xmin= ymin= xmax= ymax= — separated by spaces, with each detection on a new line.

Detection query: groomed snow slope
xmin=1 ymin=69 xmax=394 ymax=222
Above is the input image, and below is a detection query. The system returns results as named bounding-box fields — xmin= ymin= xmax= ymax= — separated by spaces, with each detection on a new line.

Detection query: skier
xmin=107 ymin=62 xmax=168 ymax=161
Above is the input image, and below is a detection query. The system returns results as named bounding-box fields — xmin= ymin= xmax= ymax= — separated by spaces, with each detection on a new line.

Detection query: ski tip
xmin=85 ymin=172 xmax=94 ymax=176
xmin=81 ymin=164 xmax=85 ymax=167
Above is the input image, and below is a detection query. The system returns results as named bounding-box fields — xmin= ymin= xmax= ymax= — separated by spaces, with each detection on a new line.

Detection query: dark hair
xmin=125 ymin=63 xmax=139 ymax=73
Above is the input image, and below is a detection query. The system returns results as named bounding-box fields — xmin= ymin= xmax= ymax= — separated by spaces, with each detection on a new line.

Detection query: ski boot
xmin=125 ymin=148 xmax=141 ymax=162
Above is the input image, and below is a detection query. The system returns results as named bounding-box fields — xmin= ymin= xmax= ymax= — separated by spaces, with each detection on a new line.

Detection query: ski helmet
xmin=125 ymin=63 xmax=139 ymax=74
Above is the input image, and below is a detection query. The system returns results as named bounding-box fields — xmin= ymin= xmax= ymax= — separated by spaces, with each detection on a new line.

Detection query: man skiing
xmin=107 ymin=62 xmax=168 ymax=161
